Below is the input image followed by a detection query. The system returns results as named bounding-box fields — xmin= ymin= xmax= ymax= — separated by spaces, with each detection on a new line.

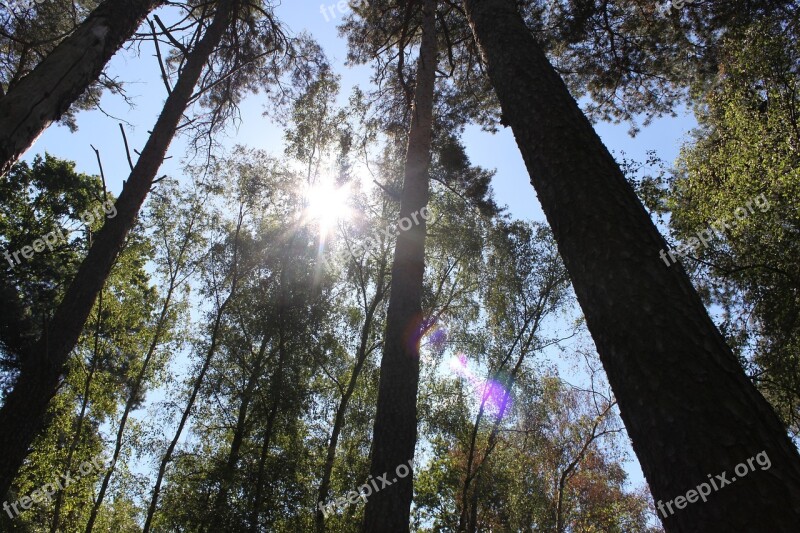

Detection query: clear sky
xmin=23 ymin=0 xmax=698 ymax=503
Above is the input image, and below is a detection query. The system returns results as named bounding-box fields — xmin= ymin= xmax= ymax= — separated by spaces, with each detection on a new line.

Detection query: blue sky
xmin=23 ymin=0 xmax=698 ymax=505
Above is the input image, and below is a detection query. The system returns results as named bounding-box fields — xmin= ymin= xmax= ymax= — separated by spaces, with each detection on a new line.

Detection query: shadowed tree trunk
xmin=362 ymin=0 xmax=437 ymax=531
xmin=0 ymin=0 xmax=164 ymax=176
xmin=463 ymin=0 xmax=800 ymax=531
xmin=0 ymin=0 xmax=235 ymax=500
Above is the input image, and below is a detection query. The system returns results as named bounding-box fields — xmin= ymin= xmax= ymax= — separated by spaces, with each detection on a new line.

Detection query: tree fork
xmin=462 ymin=0 xmax=800 ymax=531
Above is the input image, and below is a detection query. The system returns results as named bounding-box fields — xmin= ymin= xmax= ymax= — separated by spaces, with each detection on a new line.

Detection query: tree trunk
xmin=316 ymin=272 xmax=386 ymax=533
xmin=0 ymin=0 xmax=164 ymax=176
xmin=458 ymin=320 xmax=537 ymax=532
xmin=362 ymin=0 xmax=437 ymax=531
xmin=81 ymin=197 xmax=202 ymax=531
xmin=84 ymin=281 xmax=180 ymax=532
xmin=248 ymin=295 xmax=289 ymax=532
xmin=462 ymin=0 xmax=800 ymax=530
xmin=143 ymin=208 xmax=245 ymax=533
xmin=248 ymin=395 xmax=280 ymax=532
xmin=0 ymin=0 xmax=233 ymax=500
xmin=50 ymin=288 xmax=103 ymax=533
xmin=207 ymin=335 xmax=273 ymax=531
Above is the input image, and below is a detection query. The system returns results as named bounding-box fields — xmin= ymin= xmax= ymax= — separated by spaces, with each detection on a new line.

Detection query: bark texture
xmin=0 ymin=0 xmax=233 ymax=499
xmin=362 ymin=1 xmax=437 ymax=531
xmin=463 ymin=0 xmax=800 ymax=531
xmin=0 ymin=0 xmax=164 ymax=176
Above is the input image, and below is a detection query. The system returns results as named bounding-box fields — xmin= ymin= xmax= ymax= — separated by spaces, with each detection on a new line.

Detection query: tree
xmin=0 ymin=0 xmax=238 ymax=498
xmin=461 ymin=0 xmax=800 ymax=530
xmin=0 ymin=0 xmax=164 ymax=176
xmin=83 ymin=181 xmax=205 ymax=533
xmin=0 ymin=155 xmax=159 ymax=532
xmin=663 ymin=19 xmax=800 ymax=435
xmin=362 ymin=0 xmax=438 ymax=530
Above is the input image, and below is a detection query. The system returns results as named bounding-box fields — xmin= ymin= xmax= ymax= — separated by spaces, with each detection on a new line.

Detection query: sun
xmin=304 ymin=180 xmax=352 ymax=234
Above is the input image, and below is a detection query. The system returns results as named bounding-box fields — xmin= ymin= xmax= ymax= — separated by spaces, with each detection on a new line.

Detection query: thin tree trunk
xmin=49 ymin=305 xmax=101 ymax=533
xmin=315 ymin=270 xmax=387 ymax=533
xmin=143 ymin=207 xmax=244 ymax=533
xmin=362 ymin=1 xmax=437 ymax=531
xmin=457 ymin=305 xmax=540 ymax=532
xmin=0 ymin=0 xmax=234 ymax=500
xmin=248 ymin=301 xmax=289 ymax=532
xmin=84 ymin=283 xmax=179 ymax=532
xmin=0 ymin=0 xmax=164 ymax=176
xmin=84 ymin=205 xmax=201 ymax=531
xmin=207 ymin=335 xmax=273 ymax=531
xmin=463 ymin=0 xmax=800 ymax=530
xmin=248 ymin=395 xmax=280 ymax=532
xmin=49 ymin=362 xmax=95 ymax=532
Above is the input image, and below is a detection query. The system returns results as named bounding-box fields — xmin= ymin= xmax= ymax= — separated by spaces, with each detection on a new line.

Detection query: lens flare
xmin=447 ymin=354 xmax=511 ymax=418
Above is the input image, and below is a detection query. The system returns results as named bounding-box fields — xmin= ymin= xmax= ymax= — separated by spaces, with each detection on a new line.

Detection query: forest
xmin=0 ymin=0 xmax=798 ymax=531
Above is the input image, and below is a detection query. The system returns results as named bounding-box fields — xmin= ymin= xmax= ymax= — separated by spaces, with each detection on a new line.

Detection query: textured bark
xmin=362 ymin=1 xmax=437 ymax=531
xmin=463 ymin=0 xmax=800 ymax=531
xmin=0 ymin=0 xmax=164 ymax=176
xmin=0 ymin=0 xmax=233 ymax=500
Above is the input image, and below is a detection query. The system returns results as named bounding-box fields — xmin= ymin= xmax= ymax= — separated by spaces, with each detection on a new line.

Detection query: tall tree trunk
xmin=458 ymin=313 xmax=538 ymax=532
xmin=0 ymin=0 xmax=234 ymax=500
xmin=248 ymin=391 xmax=281 ymax=532
xmin=462 ymin=0 xmax=800 ymax=530
xmin=143 ymin=208 xmax=245 ymax=533
xmin=248 ymin=293 xmax=290 ymax=532
xmin=250 ymin=376 xmax=283 ymax=533
xmin=0 ymin=0 xmax=164 ymax=176
xmin=362 ymin=1 xmax=437 ymax=531
xmin=82 ymin=197 xmax=202 ymax=530
xmin=315 ymin=268 xmax=387 ymax=533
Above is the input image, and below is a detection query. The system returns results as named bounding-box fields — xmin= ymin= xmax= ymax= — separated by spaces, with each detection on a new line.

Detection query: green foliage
xmin=667 ymin=18 xmax=800 ymax=434
xmin=0 ymin=154 xmax=105 ymax=376
xmin=0 ymin=154 xmax=159 ymax=531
